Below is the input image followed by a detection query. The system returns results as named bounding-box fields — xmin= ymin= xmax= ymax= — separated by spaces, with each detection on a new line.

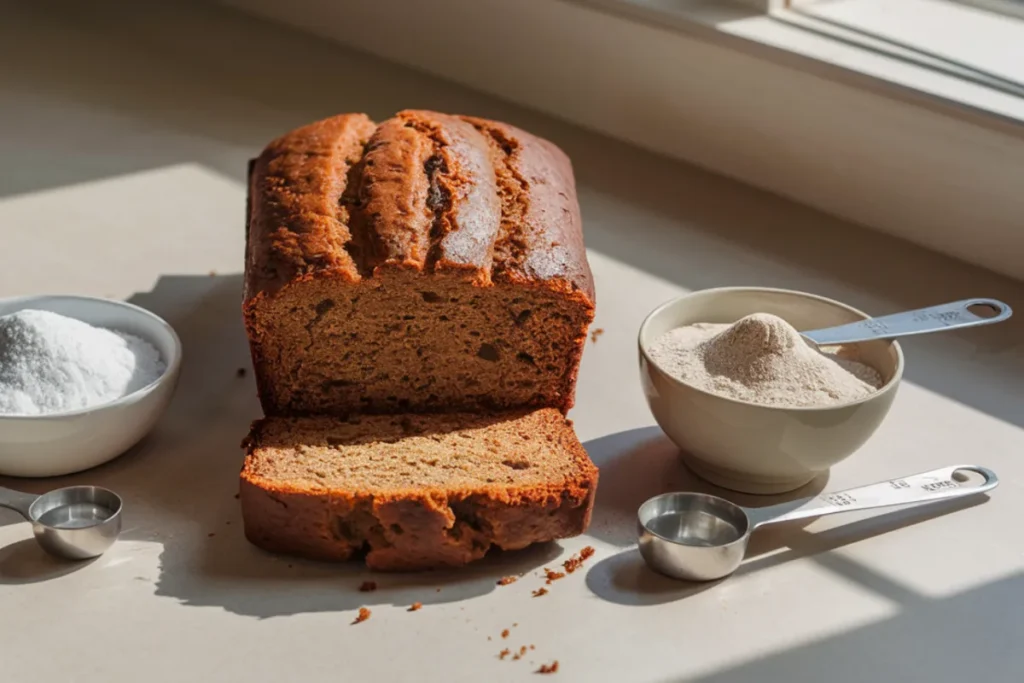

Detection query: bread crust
xmin=244 ymin=110 xmax=594 ymax=302
xmin=239 ymin=413 xmax=599 ymax=572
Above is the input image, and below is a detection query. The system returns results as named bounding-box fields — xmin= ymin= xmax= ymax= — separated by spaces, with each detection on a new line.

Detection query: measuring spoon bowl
xmin=638 ymin=492 xmax=752 ymax=582
xmin=0 ymin=485 xmax=123 ymax=560
xmin=638 ymin=465 xmax=998 ymax=582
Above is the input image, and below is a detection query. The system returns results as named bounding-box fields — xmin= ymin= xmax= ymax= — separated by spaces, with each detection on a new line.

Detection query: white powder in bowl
xmin=0 ymin=309 xmax=166 ymax=416
xmin=648 ymin=313 xmax=883 ymax=408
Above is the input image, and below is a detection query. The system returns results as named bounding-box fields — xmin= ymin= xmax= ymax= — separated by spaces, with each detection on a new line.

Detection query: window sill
xmin=221 ymin=0 xmax=1024 ymax=282
xmin=588 ymin=0 xmax=1024 ymax=127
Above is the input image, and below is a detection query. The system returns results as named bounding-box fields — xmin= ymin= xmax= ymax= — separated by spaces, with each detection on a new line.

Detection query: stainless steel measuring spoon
xmin=802 ymin=298 xmax=1011 ymax=346
xmin=0 ymin=485 xmax=123 ymax=560
xmin=637 ymin=465 xmax=997 ymax=582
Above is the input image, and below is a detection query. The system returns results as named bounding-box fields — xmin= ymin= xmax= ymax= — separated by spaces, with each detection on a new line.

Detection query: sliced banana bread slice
xmin=239 ymin=409 xmax=598 ymax=571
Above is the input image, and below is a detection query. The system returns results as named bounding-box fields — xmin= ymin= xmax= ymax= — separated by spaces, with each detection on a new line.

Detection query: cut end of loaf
xmin=239 ymin=409 xmax=599 ymax=571
xmin=245 ymin=270 xmax=592 ymax=416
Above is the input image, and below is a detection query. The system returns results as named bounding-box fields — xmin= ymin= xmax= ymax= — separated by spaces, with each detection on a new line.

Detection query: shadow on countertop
xmin=581 ymin=426 xmax=829 ymax=551
xmin=0 ymin=538 xmax=100 ymax=584
xmin=671 ymin=571 xmax=1024 ymax=683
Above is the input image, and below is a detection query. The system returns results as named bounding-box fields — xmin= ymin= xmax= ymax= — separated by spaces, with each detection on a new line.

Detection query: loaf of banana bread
xmin=243 ymin=111 xmax=595 ymax=417
xmin=239 ymin=409 xmax=598 ymax=571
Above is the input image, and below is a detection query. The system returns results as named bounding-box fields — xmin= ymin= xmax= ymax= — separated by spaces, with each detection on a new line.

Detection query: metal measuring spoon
xmin=0 ymin=485 xmax=123 ymax=560
xmin=802 ymin=298 xmax=1011 ymax=346
xmin=637 ymin=465 xmax=997 ymax=582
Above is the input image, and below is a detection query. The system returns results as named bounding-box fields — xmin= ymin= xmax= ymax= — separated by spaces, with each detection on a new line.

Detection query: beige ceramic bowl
xmin=638 ymin=287 xmax=904 ymax=494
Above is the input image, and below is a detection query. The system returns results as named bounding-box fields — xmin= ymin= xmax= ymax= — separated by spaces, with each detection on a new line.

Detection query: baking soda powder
xmin=0 ymin=309 xmax=165 ymax=416
xmin=649 ymin=313 xmax=882 ymax=408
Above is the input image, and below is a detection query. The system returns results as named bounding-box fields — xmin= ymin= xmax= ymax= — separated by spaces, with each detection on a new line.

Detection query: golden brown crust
xmin=355 ymin=116 xmax=435 ymax=271
xmin=244 ymin=110 xmax=595 ymax=303
xmin=239 ymin=413 xmax=599 ymax=572
xmin=461 ymin=116 xmax=594 ymax=301
xmin=245 ymin=113 xmax=377 ymax=301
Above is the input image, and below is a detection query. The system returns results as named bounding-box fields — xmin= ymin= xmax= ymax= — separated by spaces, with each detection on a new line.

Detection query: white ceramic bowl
xmin=639 ymin=287 xmax=904 ymax=494
xmin=0 ymin=295 xmax=182 ymax=477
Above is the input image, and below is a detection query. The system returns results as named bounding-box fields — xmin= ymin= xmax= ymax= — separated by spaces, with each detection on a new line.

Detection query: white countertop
xmin=1 ymin=2 xmax=1022 ymax=681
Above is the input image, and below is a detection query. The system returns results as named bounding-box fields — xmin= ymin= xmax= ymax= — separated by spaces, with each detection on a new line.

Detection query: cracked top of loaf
xmin=244 ymin=110 xmax=595 ymax=305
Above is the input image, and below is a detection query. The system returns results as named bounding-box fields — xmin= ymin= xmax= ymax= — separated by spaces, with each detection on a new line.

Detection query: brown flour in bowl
xmin=649 ymin=313 xmax=882 ymax=408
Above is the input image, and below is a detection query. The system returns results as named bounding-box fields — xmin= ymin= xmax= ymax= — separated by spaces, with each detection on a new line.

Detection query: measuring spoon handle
xmin=0 ymin=486 xmax=38 ymax=520
xmin=802 ymin=298 xmax=1012 ymax=346
xmin=745 ymin=465 xmax=998 ymax=529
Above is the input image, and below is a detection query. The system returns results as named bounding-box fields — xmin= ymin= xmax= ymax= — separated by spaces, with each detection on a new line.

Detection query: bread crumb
xmin=501 ymin=629 xmax=510 ymax=639
xmin=497 ymin=575 xmax=517 ymax=586
xmin=544 ymin=568 xmax=565 ymax=584
xmin=408 ymin=602 xmax=422 ymax=612
xmin=519 ymin=646 xmax=528 ymax=656
xmin=532 ymin=587 xmax=549 ymax=597
xmin=513 ymin=623 xmax=518 ymax=627
xmin=499 ymin=649 xmax=511 ymax=660
xmin=530 ymin=645 xmax=536 ymax=650
xmin=537 ymin=661 xmax=559 ymax=674
xmin=563 ymin=546 xmax=596 ymax=573
xmin=436 ymin=588 xmax=442 ymax=592
xmin=209 ymin=270 xmax=217 ymax=277
xmin=358 ymin=581 xmax=377 ymax=592
xmin=236 ymin=367 xmax=246 ymax=377
xmin=352 ymin=607 xmax=371 ymax=624
xmin=590 ymin=328 xmax=605 ymax=343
